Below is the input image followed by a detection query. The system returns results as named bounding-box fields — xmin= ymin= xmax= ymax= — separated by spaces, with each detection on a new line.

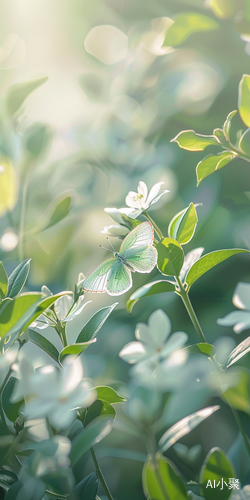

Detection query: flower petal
xmin=119 ymin=341 xmax=146 ymax=363
xmin=161 ymin=332 xmax=188 ymax=358
xmin=147 ymin=182 xmax=164 ymax=205
xmin=101 ymin=224 xmax=129 ymax=237
xmin=150 ymin=190 xmax=170 ymax=206
xmin=233 ymin=282 xmax=250 ymax=310
xmin=137 ymin=181 xmax=148 ymax=201
xmin=148 ymin=309 xmax=172 ymax=346
xmin=218 ymin=311 xmax=250 ymax=333
xmin=125 ymin=191 xmax=141 ymax=209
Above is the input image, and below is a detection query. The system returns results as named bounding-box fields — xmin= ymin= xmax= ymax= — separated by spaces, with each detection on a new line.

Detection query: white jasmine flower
xmin=119 ymin=309 xmax=188 ymax=364
xmin=218 ymin=282 xmax=250 ymax=333
xmin=125 ymin=181 xmax=169 ymax=214
xmin=12 ymin=356 xmax=96 ymax=430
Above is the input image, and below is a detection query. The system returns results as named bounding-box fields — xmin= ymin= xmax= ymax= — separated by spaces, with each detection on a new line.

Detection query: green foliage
xmin=76 ymin=303 xmax=118 ymax=342
xmin=69 ymin=418 xmax=113 ymax=465
xmin=6 ymin=76 xmax=48 ymax=115
xmin=0 ymin=262 xmax=8 ymax=301
xmin=171 ymin=130 xmax=219 ymax=151
xmin=168 ymin=203 xmax=198 ymax=245
xmin=156 ymin=238 xmax=184 ymax=277
xmin=163 ymin=12 xmax=219 ymax=47
xmin=34 ymin=193 xmax=73 ymax=234
xmin=94 ymin=386 xmax=126 ymax=404
xmin=69 ymin=472 xmax=98 ymax=500
xmin=0 ymin=159 xmax=18 ymax=217
xmin=84 ymin=400 xmax=116 ymax=426
xmin=126 ymin=279 xmax=175 ymax=313
xmin=28 ymin=329 xmax=60 ymax=362
xmin=222 ymin=369 xmax=250 ymax=414
xmin=7 ymin=259 xmax=31 ymax=298
xmin=200 ymin=448 xmax=235 ymax=500
xmin=196 ymin=152 xmax=236 ymax=186
xmin=142 ymin=454 xmax=188 ymax=500
xmin=239 ymin=74 xmax=250 ymax=128
xmin=2 ymin=377 xmax=23 ymax=422
xmin=59 ymin=341 xmax=95 ymax=362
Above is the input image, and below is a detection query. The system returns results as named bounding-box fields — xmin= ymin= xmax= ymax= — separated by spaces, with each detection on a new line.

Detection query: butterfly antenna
xmin=99 ymin=244 xmax=113 ymax=253
xmin=106 ymin=237 xmax=116 ymax=251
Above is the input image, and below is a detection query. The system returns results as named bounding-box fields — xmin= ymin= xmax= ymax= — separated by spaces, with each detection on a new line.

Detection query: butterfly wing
xmin=119 ymin=221 xmax=154 ymax=253
xmin=107 ymin=260 xmax=132 ymax=296
xmin=83 ymin=258 xmax=116 ymax=293
xmin=122 ymin=245 xmax=157 ymax=273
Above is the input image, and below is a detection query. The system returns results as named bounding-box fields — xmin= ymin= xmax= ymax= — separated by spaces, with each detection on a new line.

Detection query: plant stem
xmin=90 ymin=446 xmax=114 ymax=500
xmin=175 ymin=277 xmax=206 ymax=343
xmin=18 ymin=176 xmax=29 ymax=262
xmin=143 ymin=211 xmax=164 ymax=240
xmin=0 ymin=432 xmax=22 ymax=468
xmin=45 ymin=490 xmax=68 ymax=498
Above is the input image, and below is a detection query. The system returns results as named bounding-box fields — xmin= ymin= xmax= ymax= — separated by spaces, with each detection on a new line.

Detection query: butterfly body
xmin=83 ymin=222 xmax=157 ymax=296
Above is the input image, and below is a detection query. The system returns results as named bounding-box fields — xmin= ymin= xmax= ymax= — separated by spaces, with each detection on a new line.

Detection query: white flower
xmin=119 ymin=309 xmax=188 ymax=365
xmin=101 ymin=224 xmax=130 ymax=238
xmin=218 ymin=282 xmax=250 ymax=333
xmin=12 ymin=356 xmax=96 ymax=430
xmin=104 ymin=207 xmax=138 ymax=223
xmin=125 ymin=181 xmax=169 ymax=214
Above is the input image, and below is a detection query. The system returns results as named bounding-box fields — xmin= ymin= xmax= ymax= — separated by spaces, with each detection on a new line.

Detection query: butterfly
xmin=83 ymin=221 xmax=158 ymax=296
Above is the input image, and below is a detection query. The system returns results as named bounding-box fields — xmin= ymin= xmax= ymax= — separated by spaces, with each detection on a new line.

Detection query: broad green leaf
xmin=226 ymin=337 xmax=250 ymax=368
xmin=168 ymin=203 xmax=198 ymax=245
xmin=59 ymin=341 xmax=96 ymax=362
xmin=126 ymin=280 xmax=175 ymax=313
xmin=28 ymin=329 xmax=60 ymax=363
xmin=223 ymin=110 xmax=237 ymax=141
xmin=7 ymin=259 xmax=31 ymax=298
xmin=239 ymin=74 xmax=250 ymax=127
xmin=0 ymin=262 xmax=8 ymax=301
xmin=69 ymin=418 xmax=112 ymax=465
xmin=2 ymin=377 xmax=23 ymax=422
xmin=171 ymin=130 xmax=219 ymax=151
xmin=69 ymin=472 xmax=98 ymax=500
xmin=5 ymin=478 xmax=46 ymax=500
xmin=239 ymin=128 xmax=250 ymax=157
xmin=200 ymin=447 xmax=235 ymax=500
xmin=0 ymin=292 xmax=42 ymax=339
xmin=24 ymin=122 xmax=52 ymax=159
xmin=159 ymin=406 xmax=219 ymax=454
xmin=0 ymin=159 xmax=18 ymax=217
xmin=6 ymin=76 xmax=48 ymax=115
xmin=142 ymin=454 xmax=188 ymax=500
xmin=207 ymin=0 xmax=240 ymax=19
xmin=23 ymin=291 xmax=73 ymax=332
xmin=186 ymin=249 xmax=250 ymax=290
xmin=222 ymin=369 xmax=250 ymax=413
xmin=94 ymin=386 xmax=126 ymax=404
xmin=163 ymin=12 xmax=218 ymax=47
xmin=184 ymin=343 xmax=216 ymax=357
xmin=196 ymin=151 xmax=236 ymax=186
xmin=84 ymin=400 xmax=116 ymax=426
xmin=76 ymin=302 xmax=118 ymax=343
xmin=156 ymin=238 xmax=184 ymax=277
xmin=212 ymin=128 xmax=229 ymax=147
xmin=34 ymin=193 xmax=73 ymax=234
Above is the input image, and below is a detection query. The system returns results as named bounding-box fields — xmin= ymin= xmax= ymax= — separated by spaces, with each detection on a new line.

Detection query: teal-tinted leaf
xmin=23 ymin=291 xmax=73 ymax=332
xmin=7 ymin=259 xmax=31 ymax=298
xmin=222 ymin=369 xmax=250 ymax=413
xmin=34 ymin=193 xmax=73 ymax=234
xmin=0 ymin=262 xmax=8 ymax=301
xmin=163 ymin=12 xmax=218 ymax=47
xmin=69 ymin=418 xmax=112 ymax=466
xmin=168 ymin=203 xmax=198 ymax=245
xmin=200 ymin=447 xmax=235 ymax=500
xmin=28 ymin=329 xmax=60 ymax=363
xmin=186 ymin=249 xmax=250 ymax=290
xmin=76 ymin=302 xmax=118 ymax=343
xmin=126 ymin=280 xmax=175 ymax=313
xmin=0 ymin=470 xmax=18 ymax=491
xmin=42 ymin=469 xmax=74 ymax=496
xmin=239 ymin=74 xmax=250 ymax=128
xmin=196 ymin=151 xmax=236 ymax=186
xmin=0 ymin=292 xmax=42 ymax=339
xmin=156 ymin=238 xmax=184 ymax=277
xmin=159 ymin=406 xmax=219 ymax=454
xmin=184 ymin=343 xmax=216 ymax=357
xmin=6 ymin=76 xmax=48 ymax=115
xmin=223 ymin=110 xmax=237 ymax=141
xmin=171 ymin=130 xmax=219 ymax=151
xmin=84 ymin=400 xmax=116 ymax=426
xmin=94 ymin=386 xmax=126 ymax=404
xmin=2 ymin=377 xmax=24 ymax=422
xmin=24 ymin=122 xmax=52 ymax=159
xmin=142 ymin=454 xmax=188 ymax=500
xmin=5 ymin=478 xmax=46 ymax=500
xmin=239 ymin=128 xmax=250 ymax=157
xmin=226 ymin=337 xmax=250 ymax=368
xmin=59 ymin=341 xmax=96 ymax=362
xmin=69 ymin=472 xmax=98 ymax=500
xmin=5 ymin=480 xmax=23 ymax=499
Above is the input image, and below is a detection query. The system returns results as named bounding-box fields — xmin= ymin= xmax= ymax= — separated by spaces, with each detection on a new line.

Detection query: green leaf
xmin=184 ymin=343 xmax=216 ymax=357
xmin=5 ymin=478 xmax=46 ymax=500
xmin=163 ymin=12 xmax=218 ymax=47
xmin=196 ymin=151 xmax=236 ymax=186
xmin=94 ymin=386 xmax=126 ymax=404
xmin=168 ymin=203 xmax=199 ymax=245
xmin=226 ymin=337 xmax=250 ymax=368
xmin=0 ymin=158 xmax=18 ymax=217
xmin=159 ymin=406 xmax=219 ymax=454
xmin=171 ymin=130 xmax=219 ymax=151
xmin=186 ymin=249 xmax=250 ymax=290
xmin=84 ymin=400 xmax=116 ymax=427
xmin=2 ymin=377 xmax=24 ymax=422
xmin=126 ymin=280 xmax=175 ymax=313
xmin=142 ymin=454 xmax=188 ymax=500
xmin=69 ymin=418 xmax=112 ymax=466
xmin=200 ymin=447 xmax=235 ymax=500
xmin=24 ymin=122 xmax=52 ymax=159
xmin=0 ymin=470 xmax=18 ymax=491
xmin=7 ymin=259 xmax=31 ymax=298
xmin=156 ymin=238 xmax=184 ymax=277
xmin=6 ymin=76 xmax=48 ymax=115
xmin=28 ymin=329 xmax=60 ymax=363
xmin=239 ymin=128 xmax=250 ymax=157
xmin=0 ymin=262 xmax=8 ymax=301
xmin=239 ymin=74 xmax=250 ymax=128
xmin=59 ymin=341 xmax=96 ymax=362
xmin=76 ymin=302 xmax=118 ymax=343
xmin=222 ymin=369 xmax=250 ymax=414
xmin=208 ymin=0 xmax=239 ymax=19
xmin=69 ymin=472 xmax=98 ymax=500
xmin=223 ymin=110 xmax=237 ymax=141
xmin=34 ymin=193 xmax=73 ymax=234
xmin=0 ymin=292 xmax=42 ymax=339
xmin=23 ymin=291 xmax=73 ymax=332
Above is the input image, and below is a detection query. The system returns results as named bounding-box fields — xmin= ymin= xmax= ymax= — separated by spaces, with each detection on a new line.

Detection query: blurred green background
xmin=0 ymin=0 xmax=250 ymax=497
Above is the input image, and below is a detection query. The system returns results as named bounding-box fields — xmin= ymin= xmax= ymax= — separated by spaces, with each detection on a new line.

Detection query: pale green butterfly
xmin=83 ymin=221 xmax=157 ymax=296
